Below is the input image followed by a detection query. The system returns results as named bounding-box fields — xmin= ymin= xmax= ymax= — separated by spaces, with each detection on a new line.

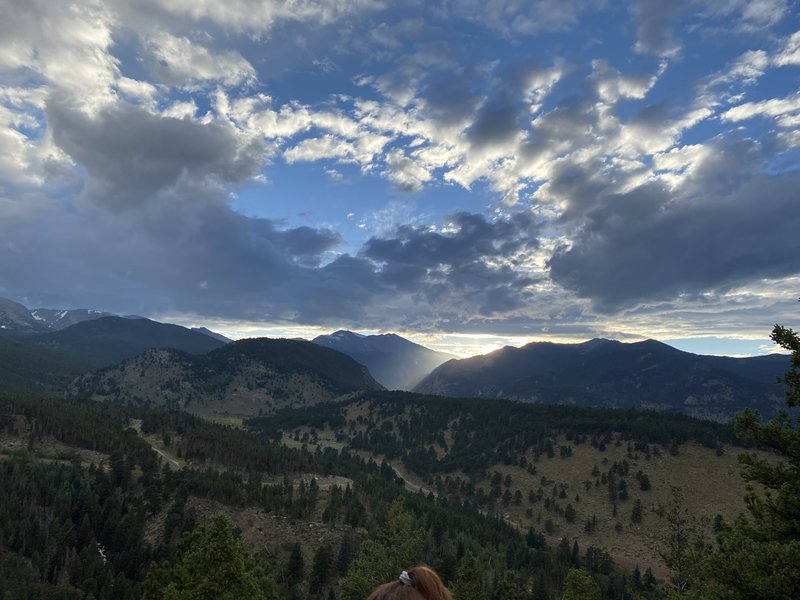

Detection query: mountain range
xmin=24 ymin=316 xmax=227 ymax=368
xmin=0 ymin=296 xmax=115 ymax=334
xmin=0 ymin=296 xmax=790 ymax=420
xmin=414 ymin=338 xmax=788 ymax=420
xmin=312 ymin=329 xmax=455 ymax=390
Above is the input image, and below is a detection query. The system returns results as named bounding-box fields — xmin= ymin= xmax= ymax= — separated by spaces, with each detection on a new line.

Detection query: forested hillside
xmin=2 ymin=319 xmax=797 ymax=599
xmin=0 ymin=336 xmax=90 ymax=395
xmin=248 ymin=391 xmax=768 ymax=574
xmin=69 ymin=338 xmax=383 ymax=418
xmin=414 ymin=338 xmax=787 ymax=420
xmin=0 ymin=395 xmax=652 ymax=599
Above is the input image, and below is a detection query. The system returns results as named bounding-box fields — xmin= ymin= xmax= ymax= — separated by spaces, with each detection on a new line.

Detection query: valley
xmin=0 ymin=295 xmax=796 ymax=599
xmin=257 ymin=393 xmax=768 ymax=576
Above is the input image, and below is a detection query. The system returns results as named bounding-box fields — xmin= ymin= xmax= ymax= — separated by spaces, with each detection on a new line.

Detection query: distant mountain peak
xmin=329 ymin=329 xmax=366 ymax=339
xmin=191 ymin=327 xmax=232 ymax=344
xmin=0 ymin=297 xmax=44 ymax=333
xmin=312 ymin=330 xmax=455 ymax=390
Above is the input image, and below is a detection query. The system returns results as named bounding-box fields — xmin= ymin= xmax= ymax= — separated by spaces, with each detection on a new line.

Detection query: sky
xmin=0 ymin=0 xmax=799 ymax=357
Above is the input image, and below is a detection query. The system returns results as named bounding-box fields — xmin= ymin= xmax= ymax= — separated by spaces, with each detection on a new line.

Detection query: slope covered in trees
xmin=4 ymin=394 xmax=654 ymax=599
xmin=0 ymin=335 xmax=89 ymax=395
xmin=249 ymin=391 xmax=771 ymax=575
xmin=69 ymin=337 xmax=383 ymax=417
xmin=414 ymin=338 xmax=787 ymax=420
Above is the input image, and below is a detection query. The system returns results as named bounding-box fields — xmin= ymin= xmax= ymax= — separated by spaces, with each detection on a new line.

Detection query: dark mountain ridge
xmin=25 ymin=316 xmax=226 ymax=367
xmin=414 ymin=338 xmax=788 ymax=420
xmin=312 ymin=329 xmax=455 ymax=390
xmin=70 ymin=337 xmax=383 ymax=415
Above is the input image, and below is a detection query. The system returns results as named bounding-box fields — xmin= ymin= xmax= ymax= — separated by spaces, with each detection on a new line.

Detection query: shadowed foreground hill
xmin=0 ymin=336 xmax=90 ymax=395
xmin=26 ymin=316 xmax=226 ymax=368
xmin=414 ymin=338 xmax=787 ymax=420
xmin=71 ymin=337 xmax=383 ymax=417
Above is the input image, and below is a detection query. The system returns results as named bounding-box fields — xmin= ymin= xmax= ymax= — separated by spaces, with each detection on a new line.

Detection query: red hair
xmin=366 ymin=566 xmax=453 ymax=600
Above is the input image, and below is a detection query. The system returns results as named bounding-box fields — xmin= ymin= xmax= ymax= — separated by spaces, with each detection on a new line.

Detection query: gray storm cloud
xmin=548 ymin=172 xmax=800 ymax=311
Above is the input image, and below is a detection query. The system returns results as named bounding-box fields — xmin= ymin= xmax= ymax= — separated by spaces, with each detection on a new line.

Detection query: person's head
xmin=366 ymin=566 xmax=452 ymax=600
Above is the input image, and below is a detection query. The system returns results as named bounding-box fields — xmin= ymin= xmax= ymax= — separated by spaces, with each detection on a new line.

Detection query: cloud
xmin=146 ymin=32 xmax=256 ymax=89
xmin=591 ymin=59 xmax=665 ymax=103
xmin=279 ymin=226 xmax=341 ymax=266
xmin=465 ymin=103 xmax=521 ymax=150
xmin=46 ymin=97 xmax=269 ymax=211
xmin=629 ymin=0 xmax=685 ymax=57
xmin=774 ymin=30 xmax=800 ymax=66
xmin=548 ymin=141 xmax=800 ymax=310
xmin=361 ymin=211 xmax=541 ymax=317
xmin=122 ymin=0 xmax=383 ymax=33
xmin=738 ymin=0 xmax=787 ymax=28
xmin=0 ymin=0 xmax=798 ymax=342
xmin=721 ymin=91 xmax=800 ymax=124
xmin=447 ymin=0 xmax=592 ymax=37
xmin=0 ymin=0 xmax=119 ymax=111
xmin=384 ymin=148 xmax=433 ymax=192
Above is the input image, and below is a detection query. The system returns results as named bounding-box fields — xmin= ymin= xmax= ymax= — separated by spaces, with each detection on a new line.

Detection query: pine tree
xmin=694 ymin=318 xmax=800 ymax=598
xmin=339 ymin=498 xmax=424 ymax=600
xmin=336 ymin=530 xmax=357 ymax=576
xmin=660 ymin=487 xmax=708 ymax=595
xmin=310 ymin=543 xmax=334 ymax=594
xmin=144 ymin=512 xmax=274 ymax=600
xmin=495 ymin=570 xmax=526 ymax=600
xmin=632 ymin=565 xmax=642 ymax=590
xmin=565 ymin=503 xmax=577 ymax=523
xmin=561 ymin=569 xmax=601 ymax=600
xmin=286 ymin=543 xmax=305 ymax=586
xmin=630 ymin=499 xmax=642 ymax=524
xmin=451 ymin=550 xmax=482 ymax=600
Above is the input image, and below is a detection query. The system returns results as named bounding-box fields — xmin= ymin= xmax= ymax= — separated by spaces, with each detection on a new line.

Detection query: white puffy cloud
xmin=384 ymin=148 xmax=433 ymax=192
xmin=146 ymin=32 xmax=256 ymax=89
xmin=721 ymin=91 xmax=800 ymax=123
xmin=591 ymin=60 xmax=665 ymax=103
xmin=129 ymin=0 xmax=383 ymax=33
xmin=774 ymin=30 xmax=800 ymax=66
xmin=0 ymin=0 xmax=119 ymax=111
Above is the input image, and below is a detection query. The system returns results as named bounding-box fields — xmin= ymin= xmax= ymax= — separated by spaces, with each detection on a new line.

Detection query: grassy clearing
xmin=443 ymin=436 xmax=767 ymax=575
xmin=283 ymin=413 xmax=773 ymax=576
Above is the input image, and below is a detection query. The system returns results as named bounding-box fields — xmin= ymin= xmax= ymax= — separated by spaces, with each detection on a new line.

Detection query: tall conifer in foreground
xmin=144 ymin=512 xmax=276 ymax=600
xmin=339 ymin=497 xmax=424 ymax=600
xmin=694 ymin=313 xmax=800 ymax=599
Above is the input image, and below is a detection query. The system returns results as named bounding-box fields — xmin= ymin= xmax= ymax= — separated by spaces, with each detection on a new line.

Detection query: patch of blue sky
xmin=232 ymin=155 xmax=495 ymax=254
xmin=665 ymin=336 xmax=784 ymax=357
